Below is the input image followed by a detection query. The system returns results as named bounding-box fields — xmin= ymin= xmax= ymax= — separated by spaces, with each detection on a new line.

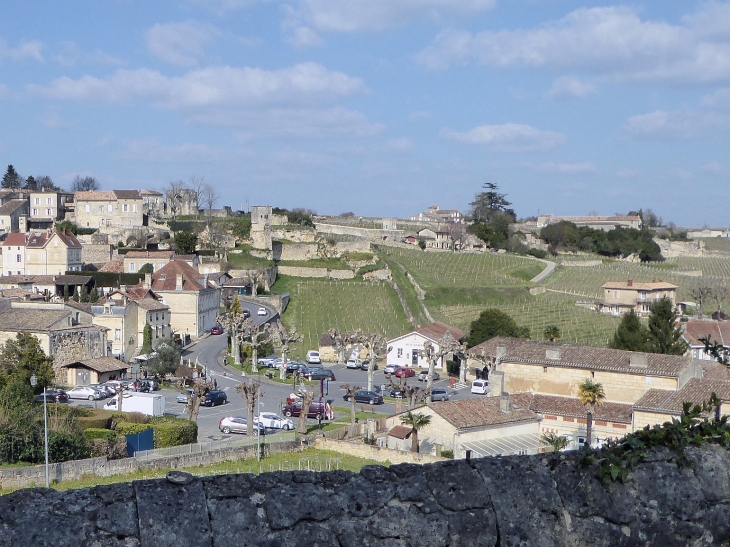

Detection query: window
xmin=133 ymin=204 xmax=138 ymax=213
xmin=46 ymin=198 xmax=52 ymax=205
xmin=108 ymin=204 xmax=113 ymax=213
xmin=34 ymin=198 xmax=40 ymax=205
xmin=614 ymin=291 xmax=619 ymax=298
xmin=123 ymin=204 xmax=128 ymax=212
xmin=85 ymin=204 xmax=90 ymax=213
xmin=129 ymin=263 xmax=135 ymax=272
xmin=32 ymin=208 xmax=38 ymax=216
xmin=99 ymin=205 xmax=103 ymax=212
xmin=156 ymin=313 xmax=159 ymax=321
xmin=46 ymin=209 xmax=52 ymax=216
xmin=397 ymin=348 xmax=403 ymax=358
xmin=115 ymin=329 xmax=121 ymax=341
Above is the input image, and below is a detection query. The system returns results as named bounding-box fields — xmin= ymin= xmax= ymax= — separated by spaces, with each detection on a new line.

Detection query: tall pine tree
xmin=609 ymin=310 xmax=649 ymax=352
xmin=647 ymin=297 xmax=687 ymax=355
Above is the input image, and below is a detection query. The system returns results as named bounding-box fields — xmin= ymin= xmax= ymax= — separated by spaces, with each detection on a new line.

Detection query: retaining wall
xmin=277 ymin=266 xmax=355 ymax=280
xmin=315 ymin=438 xmax=443 ymax=465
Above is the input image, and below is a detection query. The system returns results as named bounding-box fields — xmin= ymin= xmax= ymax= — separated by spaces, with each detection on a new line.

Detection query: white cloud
xmin=284 ymin=25 xmax=324 ymax=48
xmin=383 ymin=137 xmax=416 ymax=152
xmin=54 ymin=41 xmax=124 ymax=67
xmin=702 ymin=161 xmax=724 ymax=175
xmin=417 ymin=5 xmax=730 ymax=85
xmin=28 ymin=63 xmax=365 ymax=108
xmin=670 ymin=167 xmax=693 ymax=180
xmin=625 ymin=109 xmax=730 ymax=140
xmin=230 ymin=107 xmax=384 ymax=138
xmin=119 ymin=138 xmax=225 ymax=162
xmin=0 ymin=39 xmax=43 ymax=62
xmin=701 ymin=87 xmax=730 ymax=108
xmin=537 ymin=161 xmax=596 ymax=174
xmin=441 ymin=123 xmax=565 ymax=152
xmin=288 ymin=0 xmax=496 ymax=33
xmin=146 ymin=21 xmax=220 ymax=66
xmin=546 ymin=76 xmax=596 ymax=100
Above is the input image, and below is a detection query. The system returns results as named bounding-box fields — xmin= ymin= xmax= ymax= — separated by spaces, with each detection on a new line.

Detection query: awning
xmin=460 ymin=433 xmax=545 ymax=458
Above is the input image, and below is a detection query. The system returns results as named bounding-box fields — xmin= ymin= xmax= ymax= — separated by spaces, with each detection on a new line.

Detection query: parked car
xmin=66 ymin=386 xmax=105 ymax=400
xmin=177 ymin=389 xmax=195 ymax=403
xmin=257 ymin=354 xmax=279 ymax=367
xmin=431 ymin=388 xmax=449 ymax=402
xmin=306 ymin=350 xmax=321 ymax=364
xmin=254 ymin=412 xmax=295 ymax=430
xmin=418 ymin=370 xmax=440 ymax=382
xmin=286 ymin=361 xmax=308 ymax=374
xmin=343 ymin=390 xmax=383 ymax=405
xmin=202 ymin=390 xmax=228 ymax=407
xmin=210 ymin=324 xmax=224 ymax=335
xmin=242 ymin=308 xmax=251 ymax=319
xmin=34 ymin=389 xmax=69 ymax=404
xmin=359 ymin=359 xmax=378 ymax=371
xmin=470 ymin=380 xmax=489 ymax=395
xmin=257 ymin=307 xmax=268 ymax=316
xmin=89 ymin=384 xmax=113 ymax=397
xmin=148 ymin=380 xmax=160 ymax=391
xmin=383 ymin=364 xmax=401 ymax=374
xmin=282 ymin=400 xmax=330 ymax=420
xmin=346 ymin=358 xmax=362 ymax=369
xmin=304 ymin=368 xmax=336 ymax=381
xmin=219 ymin=416 xmax=263 ymax=435
xmin=395 ymin=367 xmax=416 ymax=378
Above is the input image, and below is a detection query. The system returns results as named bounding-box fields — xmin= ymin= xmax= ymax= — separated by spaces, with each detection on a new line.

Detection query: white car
xmin=66 ymin=386 xmax=105 ymax=400
xmin=257 ymin=307 xmax=268 ymax=316
xmin=346 ymin=358 xmax=362 ymax=369
xmin=254 ymin=412 xmax=295 ymax=430
xmin=418 ymin=370 xmax=440 ymax=382
xmin=219 ymin=416 xmax=263 ymax=436
xmin=306 ymin=350 xmax=321 ymax=364
xmin=471 ymin=380 xmax=489 ymax=395
xmin=384 ymin=364 xmax=401 ymax=374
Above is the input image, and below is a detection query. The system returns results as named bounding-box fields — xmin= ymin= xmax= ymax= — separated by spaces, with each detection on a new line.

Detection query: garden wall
xmin=314 ymin=438 xmax=443 ymax=465
xmin=276 ymin=266 xmax=355 ymax=280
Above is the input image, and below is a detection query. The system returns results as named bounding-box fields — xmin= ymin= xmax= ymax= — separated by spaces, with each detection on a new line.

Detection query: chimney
xmin=176 ymin=274 xmax=183 ymax=290
xmin=627 ymin=279 xmax=633 ymax=287
xmin=629 ymin=353 xmax=648 ymax=367
xmin=500 ymin=393 xmax=510 ymax=413
xmin=546 ymin=348 xmax=561 ymax=360
xmin=496 ymin=346 xmax=507 ymax=362
xmin=144 ymin=273 xmax=151 ymax=289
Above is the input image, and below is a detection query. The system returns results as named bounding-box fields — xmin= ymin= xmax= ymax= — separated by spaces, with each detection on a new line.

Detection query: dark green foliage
xmin=75 ymin=412 xmax=114 ymax=430
xmin=63 ymin=283 xmax=69 ymax=301
xmin=67 ymin=271 xmax=144 ymax=288
xmin=175 ymin=231 xmax=198 ymax=254
xmin=145 ymin=342 xmax=180 ymax=377
xmin=258 ymin=341 xmax=275 ymax=358
xmin=466 ymin=308 xmax=528 ymax=348
xmin=440 ymin=449 xmax=454 ymax=459
xmin=445 ymin=360 xmax=460 ymax=376
xmin=228 ymin=214 xmax=251 ymax=240
xmin=167 ymin=220 xmax=196 ymax=233
xmin=581 ymin=395 xmax=725 ymax=484
xmin=609 ymin=310 xmax=649 ymax=352
xmin=141 ymin=323 xmax=153 ymax=354
xmin=273 ymin=207 xmax=315 ymax=228
xmin=0 ymin=426 xmax=42 ymax=464
xmin=2 ymin=165 xmax=23 ymax=189
xmin=47 ymin=430 xmax=90 ymax=463
xmin=83 ymin=428 xmax=117 ymax=441
xmin=24 ymin=175 xmax=38 ymax=191
xmin=469 ymin=182 xmax=514 ymax=222
xmin=417 ymin=239 xmax=426 ymax=250
xmin=138 ymin=263 xmax=154 ymax=274
xmin=470 ymin=211 xmax=514 ymax=250
xmin=56 ymin=220 xmax=96 ymax=235
xmin=89 ymin=287 xmax=99 ymax=303
xmin=149 ymin=417 xmax=197 ymax=448
xmin=114 ymin=422 xmax=153 ymax=436
xmin=80 ymin=284 xmax=88 ymax=302
xmin=646 ymin=297 xmax=687 ymax=355
xmin=540 ymin=221 xmax=663 ymax=262
xmin=528 ymin=248 xmax=548 ymax=258
xmin=0 ymin=332 xmax=55 ymax=393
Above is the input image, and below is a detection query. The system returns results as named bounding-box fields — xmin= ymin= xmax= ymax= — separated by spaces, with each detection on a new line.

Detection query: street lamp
xmin=30 ymin=374 xmax=50 ymax=488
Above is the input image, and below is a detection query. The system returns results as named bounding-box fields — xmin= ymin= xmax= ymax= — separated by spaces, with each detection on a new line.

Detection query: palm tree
xmin=540 ymin=432 xmax=569 ymax=452
xmin=543 ymin=325 xmax=561 ymax=342
xmin=577 ymin=379 xmax=606 ymax=448
xmin=400 ymin=411 xmax=432 ymax=453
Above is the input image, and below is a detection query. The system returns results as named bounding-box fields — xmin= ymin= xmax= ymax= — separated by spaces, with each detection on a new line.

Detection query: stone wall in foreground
xmin=3 ymin=444 xmax=730 ymax=546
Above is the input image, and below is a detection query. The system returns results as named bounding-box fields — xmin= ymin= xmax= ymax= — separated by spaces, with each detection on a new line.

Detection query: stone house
xmin=537 ymin=214 xmax=642 ymax=231
xmin=385 ymin=394 xmax=542 ymax=459
xmin=600 ymin=280 xmax=678 ymax=316
xmin=409 ymin=205 xmax=465 ymax=224
xmin=0 ymin=307 xmax=108 ymax=380
xmin=124 ymin=250 xmax=176 ymax=273
xmin=387 ymin=322 xmax=465 ymax=371
xmin=91 ymin=301 xmax=138 ymax=361
xmin=140 ymin=190 xmax=164 ymax=219
xmin=28 ymin=190 xmax=73 ymax=229
xmin=74 ymin=190 xmax=144 ymax=229
xmin=2 ymin=230 xmax=82 ymax=276
xmin=466 ymin=337 xmax=702 ymax=405
xmin=385 ymin=425 xmax=413 ymax=451
xmin=131 ymin=260 xmax=220 ymax=338
xmin=0 ymin=199 xmax=29 ymax=234
xmin=61 ymin=357 xmax=128 ymax=386
xmin=681 ymin=319 xmax=730 ymax=362
xmin=416 ymin=227 xmax=452 ymax=250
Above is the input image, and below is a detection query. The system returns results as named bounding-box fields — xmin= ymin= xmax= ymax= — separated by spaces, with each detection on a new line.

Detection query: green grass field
xmin=274 ymin=276 xmax=411 ymax=357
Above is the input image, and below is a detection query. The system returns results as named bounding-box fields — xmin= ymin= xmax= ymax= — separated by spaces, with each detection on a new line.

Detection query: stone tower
xmin=382 ymin=218 xmax=397 ymax=231
xmin=250 ymin=205 xmax=272 ymax=250
xmin=166 ymin=188 xmax=198 ymax=217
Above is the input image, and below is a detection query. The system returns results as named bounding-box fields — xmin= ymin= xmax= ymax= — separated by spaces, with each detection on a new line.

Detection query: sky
xmin=2 ymin=1 xmax=730 ymax=227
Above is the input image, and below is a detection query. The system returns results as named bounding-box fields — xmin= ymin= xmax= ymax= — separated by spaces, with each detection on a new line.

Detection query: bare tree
xmin=342 ymin=383 xmax=362 ymax=425
xmin=271 ymin=323 xmax=303 ymax=380
xmin=445 ymin=220 xmax=466 ymax=251
xmin=468 ymin=347 xmax=494 ymax=386
xmin=713 ymin=284 xmax=730 ymax=317
xmin=113 ymin=384 xmax=125 ymax=413
xmin=327 ymin=328 xmax=349 ymax=364
xmin=199 ymin=182 xmax=219 ymax=231
xmin=165 ymin=180 xmax=187 ymax=219
xmin=71 ymin=175 xmax=100 ymax=192
xmin=691 ymin=286 xmax=713 ymax=318
xmin=386 ymin=375 xmax=427 ymax=409
xmin=419 ymin=332 xmax=464 ymax=403
xmin=217 ymin=312 xmax=246 ymax=367
xmin=297 ymin=390 xmax=315 ymax=434
xmin=177 ymin=378 xmax=211 ymax=422
xmin=243 ymin=321 xmax=272 ymax=373
xmin=234 ymin=381 xmax=260 ymax=437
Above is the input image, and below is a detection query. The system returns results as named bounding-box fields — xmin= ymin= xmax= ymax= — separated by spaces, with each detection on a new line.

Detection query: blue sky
xmin=2 ymin=1 xmax=730 ymax=227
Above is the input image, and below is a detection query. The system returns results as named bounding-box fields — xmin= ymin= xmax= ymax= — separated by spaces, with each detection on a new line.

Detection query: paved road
xmin=529 ymin=257 xmax=557 ymax=283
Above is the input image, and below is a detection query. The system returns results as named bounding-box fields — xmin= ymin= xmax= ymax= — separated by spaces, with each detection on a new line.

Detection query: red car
xmin=282 ymin=400 xmax=332 ymax=420
xmin=394 ymin=367 xmax=416 ymax=378
xmin=210 ymin=324 xmax=223 ymax=335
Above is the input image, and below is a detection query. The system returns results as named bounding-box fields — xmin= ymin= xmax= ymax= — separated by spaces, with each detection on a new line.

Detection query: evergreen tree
xmin=1 ymin=165 xmax=23 ymax=189
xmin=142 ymin=323 xmax=153 ymax=353
xmin=609 ymin=310 xmax=649 ymax=352
xmin=80 ymin=284 xmax=88 ymax=303
xmin=24 ymin=175 xmax=38 ymax=191
xmin=230 ymin=294 xmax=243 ymax=316
xmin=89 ymin=287 xmax=99 ymax=303
xmin=63 ymin=284 xmax=69 ymax=301
xmin=647 ymin=297 xmax=687 ymax=355
xmin=465 ymin=308 xmax=527 ymax=348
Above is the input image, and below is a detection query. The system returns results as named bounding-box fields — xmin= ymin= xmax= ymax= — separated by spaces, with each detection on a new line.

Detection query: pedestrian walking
xmin=214 ymin=378 xmax=218 ymax=389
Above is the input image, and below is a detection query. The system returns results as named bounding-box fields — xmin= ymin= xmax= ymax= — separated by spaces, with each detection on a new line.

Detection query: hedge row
xmin=83 ymin=428 xmax=117 ymax=441
xmin=152 ymin=419 xmax=197 ymax=448
xmin=75 ymin=410 xmax=114 ymax=430
xmin=114 ymin=423 xmax=153 ymax=436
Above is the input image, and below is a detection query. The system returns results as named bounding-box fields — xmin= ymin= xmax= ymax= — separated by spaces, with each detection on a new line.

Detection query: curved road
xmin=528 ymin=257 xmax=557 ymax=283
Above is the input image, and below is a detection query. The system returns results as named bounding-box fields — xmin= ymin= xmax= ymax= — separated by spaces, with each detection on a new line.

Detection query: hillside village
xmin=1 ymin=170 xmax=730 ymax=488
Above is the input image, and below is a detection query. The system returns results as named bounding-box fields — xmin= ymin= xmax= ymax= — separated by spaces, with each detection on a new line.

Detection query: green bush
xmin=0 ymin=426 xmax=41 ymax=464
xmin=440 ymin=449 xmax=454 ymax=459
xmin=114 ymin=423 xmax=154 ymax=436
xmin=75 ymin=410 xmax=114 ymax=430
xmin=152 ymin=420 xmax=198 ymax=448
xmin=83 ymin=428 xmax=117 ymax=441
xmin=445 ymin=360 xmax=460 ymax=376
xmin=48 ymin=430 xmax=90 ymax=463
xmin=125 ymin=412 xmax=150 ymax=424
xmin=528 ymin=248 xmax=548 ymax=259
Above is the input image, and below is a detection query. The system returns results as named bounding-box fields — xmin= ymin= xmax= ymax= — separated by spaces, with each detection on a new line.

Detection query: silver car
xmin=219 ymin=416 xmax=263 ymax=435
xmin=66 ymin=386 xmax=105 ymax=400
xmin=254 ymin=412 xmax=295 ymax=430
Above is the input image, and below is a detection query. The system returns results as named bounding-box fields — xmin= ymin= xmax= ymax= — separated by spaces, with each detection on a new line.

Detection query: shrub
xmin=440 ymin=449 xmax=454 ymax=459
xmin=528 ymin=248 xmax=548 ymax=259
xmin=48 ymin=430 xmax=90 ymax=463
xmin=83 ymin=428 xmax=117 ymax=441
xmin=152 ymin=419 xmax=198 ymax=448
xmin=114 ymin=423 xmax=153 ymax=436
xmin=125 ymin=412 xmax=150 ymax=424
xmin=75 ymin=409 xmax=114 ymax=430
xmin=445 ymin=360 xmax=460 ymax=376
xmin=0 ymin=426 xmax=41 ymax=463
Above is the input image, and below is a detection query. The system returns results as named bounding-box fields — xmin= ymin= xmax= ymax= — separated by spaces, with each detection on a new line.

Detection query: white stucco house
xmin=386 ymin=321 xmax=465 ymax=371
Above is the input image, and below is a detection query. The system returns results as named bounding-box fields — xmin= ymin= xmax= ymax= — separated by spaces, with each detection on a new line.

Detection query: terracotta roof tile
xmin=148 ymin=260 xmax=209 ymax=292
xmin=413 ymin=321 xmax=466 ymax=343
xmin=682 ymin=319 xmax=730 ymax=348
xmin=124 ymin=250 xmax=175 ymax=260
xmin=388 ymin=425 xmax=412 ymax=439
xmin=99 ymin=259 xmax=124 ymax=273
xmin=64 ymin=357 xmax=128 ymax=373
xmin=75 ymin=191 xmax=116 ymax=201
xmin=428 ymin=396 xmax=538 ymax=429
xmin=528 ymin=393 xmax=633 ymax=424
xmin=113 ymin=190 xmax=141 ymax=200
xmin=468 ymin=337 xmax=693 ymax=377
xmin=634 ymin=378 xmax=730 ymax=414
xmin=602 ymin=280 xmax=678 ymax=290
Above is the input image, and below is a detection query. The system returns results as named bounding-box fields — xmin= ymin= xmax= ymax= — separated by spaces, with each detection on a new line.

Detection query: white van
xmin=470 ymin=380 xmax=489 ymax=395
xmin=306 ymin=350 xmax=321 ymax=364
